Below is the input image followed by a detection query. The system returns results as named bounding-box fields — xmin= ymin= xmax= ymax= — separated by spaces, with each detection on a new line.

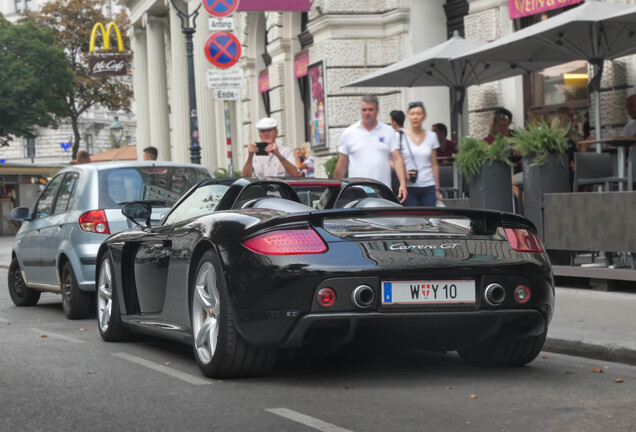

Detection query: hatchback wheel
xmin=97 ymin=254 xmax=127 ymax=341
xmin=8 ymin=257 xmax=40 ymax=307
xmin=191 ymin=250 xmax=276 ymax=378
xmin=61 ymin=262 xmax=90 ymax=319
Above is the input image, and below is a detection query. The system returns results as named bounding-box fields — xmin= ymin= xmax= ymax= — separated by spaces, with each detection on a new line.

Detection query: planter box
xmin=468 ymin=161 xmax=513 ymax=212
xmin=522 ymin=153 xmax=570 ymax=241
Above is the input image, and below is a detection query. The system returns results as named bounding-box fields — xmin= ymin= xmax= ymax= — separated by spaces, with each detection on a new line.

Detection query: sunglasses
xmin=408 ymin=101 xmax=424 ymax=109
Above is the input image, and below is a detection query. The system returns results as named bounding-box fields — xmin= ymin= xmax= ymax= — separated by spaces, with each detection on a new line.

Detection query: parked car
xmin=96 ymin=177 xmax=554 ymax=378
xmin=8 ymin=161 xmax=213 ymax=319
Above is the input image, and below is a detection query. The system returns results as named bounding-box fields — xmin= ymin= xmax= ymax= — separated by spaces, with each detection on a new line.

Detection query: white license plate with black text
xmin=382 ymin=280 xmax=475 ymax=305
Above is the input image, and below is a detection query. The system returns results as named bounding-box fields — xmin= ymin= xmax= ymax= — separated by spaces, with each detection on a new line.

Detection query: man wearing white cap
xmin=242 ymin=117 xmax=300 ymax=177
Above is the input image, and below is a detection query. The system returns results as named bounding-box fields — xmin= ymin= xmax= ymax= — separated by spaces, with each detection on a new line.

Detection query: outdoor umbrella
xmin=346 ymin=31 xmax=561 ymax=139
xmin=455 ymin=0 xmax=636 ymax=142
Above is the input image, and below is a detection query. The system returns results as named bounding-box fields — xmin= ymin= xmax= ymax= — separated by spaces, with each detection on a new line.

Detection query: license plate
xmin=382 ymin=280 xmax=475 ymax=305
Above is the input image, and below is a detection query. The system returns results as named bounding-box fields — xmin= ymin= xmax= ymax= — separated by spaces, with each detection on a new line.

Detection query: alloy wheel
xmin=192 ymin=261 xmax=221 ymax=365
xmin=97 ymin=259 xmax=113 ymax=333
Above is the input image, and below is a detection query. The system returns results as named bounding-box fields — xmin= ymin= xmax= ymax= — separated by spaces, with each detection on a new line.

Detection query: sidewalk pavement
xmin=0 ymin=234 xmax=634 ymax=366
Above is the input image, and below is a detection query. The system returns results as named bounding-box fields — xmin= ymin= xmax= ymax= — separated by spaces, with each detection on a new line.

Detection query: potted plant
xmin=455 ymin=135 xmax=514 ymax=212
xmin=508 ymin=119 xmax=570 ymax=240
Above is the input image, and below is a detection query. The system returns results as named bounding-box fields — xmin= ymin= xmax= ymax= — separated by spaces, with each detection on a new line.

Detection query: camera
xmin=409 ymin=171 xmax=418 ymax=183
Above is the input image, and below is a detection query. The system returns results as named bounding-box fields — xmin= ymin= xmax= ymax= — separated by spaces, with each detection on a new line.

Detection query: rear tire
xmin=8 ymin=257 xmax=41 ymax=307
xmin=458 ymin=329 xmax=547 ymax=367
xmin=191 ymin=250 xmax=276 ymax=378
xmin=61 ymin=261 xmax=90 ymax=319
xmin=97 ymin=253 xmax=128 ymax=341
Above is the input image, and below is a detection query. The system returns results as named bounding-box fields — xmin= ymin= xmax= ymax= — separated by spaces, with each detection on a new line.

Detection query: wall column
xmin=168 ymin=0 xmax=191 ymax=163
xmin=144 ymin=14 xmax=171 ymax=161
xmin=132 ymin=27 xmax=150 ymax=152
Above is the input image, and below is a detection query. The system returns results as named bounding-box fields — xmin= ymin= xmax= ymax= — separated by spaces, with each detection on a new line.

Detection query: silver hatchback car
xmin=8 ymin=161 xmax=213 ymax=319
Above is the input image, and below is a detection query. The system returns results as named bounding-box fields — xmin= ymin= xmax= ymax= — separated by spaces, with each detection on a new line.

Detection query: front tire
xmin=458 ymin=329 xmax=547 ymax=367
xmin=61 ymin=261 xmax=90 ymax=319
xmin=8 ymin=257 xmax=41 ymax=306
xmin=97 ymin=253 xmax=128 ymax=341
xmin=191 ymin=250 xmax=276 ymax=378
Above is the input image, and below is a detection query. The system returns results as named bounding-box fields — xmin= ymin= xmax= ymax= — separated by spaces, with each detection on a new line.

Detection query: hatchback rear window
xmin=98 ymin=166 xmax=211 ymax=208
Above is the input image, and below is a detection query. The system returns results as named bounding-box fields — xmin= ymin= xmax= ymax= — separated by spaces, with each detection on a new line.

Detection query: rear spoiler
xmin=241 ymin=206 xmax=537 ymax=238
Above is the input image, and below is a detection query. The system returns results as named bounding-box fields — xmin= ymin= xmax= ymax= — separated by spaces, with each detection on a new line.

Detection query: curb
xmin=544 ymin=337 xmax=636 ymax=366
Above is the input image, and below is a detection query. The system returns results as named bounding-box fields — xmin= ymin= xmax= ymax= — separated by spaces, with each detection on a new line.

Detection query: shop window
xmin=24 ymin=137 xmax=36 ymax=160
xmin=85 ymin=134 xmax=94 ymax=153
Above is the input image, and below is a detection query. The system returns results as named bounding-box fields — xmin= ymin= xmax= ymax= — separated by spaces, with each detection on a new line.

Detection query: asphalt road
xmin=1 ymin=269 xmax=635 ymax=432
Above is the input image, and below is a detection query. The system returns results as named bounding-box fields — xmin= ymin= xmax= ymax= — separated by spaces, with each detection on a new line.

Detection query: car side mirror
xmin=122 ymin=202 xmax=152 ymax=228
xmin=10 ymin=207 xmax=32 ymax=222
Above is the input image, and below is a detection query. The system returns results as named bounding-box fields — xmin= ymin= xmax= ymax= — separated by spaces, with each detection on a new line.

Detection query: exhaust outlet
xmin=351 ymin=285 xmax=375 ymax=309
xmin=484 ymin=283 xmax=505 ymax=306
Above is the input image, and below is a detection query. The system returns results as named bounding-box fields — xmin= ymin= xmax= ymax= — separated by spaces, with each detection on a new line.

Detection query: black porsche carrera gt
xmin=96 ymin=177 xmax=554 ymax=378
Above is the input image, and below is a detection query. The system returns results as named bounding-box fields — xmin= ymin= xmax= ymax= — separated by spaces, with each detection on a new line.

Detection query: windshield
xmin=98 ymin=166 xmax=212 ymax=208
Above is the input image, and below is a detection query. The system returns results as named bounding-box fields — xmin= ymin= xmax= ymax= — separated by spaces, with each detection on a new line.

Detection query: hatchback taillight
xmin=79 ymin=210 xmax=110 ymax=234
xmin=504 ymin=228 xmax=543 ymax=252
xmin=243 ymin=228 xmax=327 ymax=255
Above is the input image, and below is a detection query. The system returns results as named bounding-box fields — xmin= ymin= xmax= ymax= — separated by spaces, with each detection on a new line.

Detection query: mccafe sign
xmin=88 ymin=22 xmax=128 ymax=76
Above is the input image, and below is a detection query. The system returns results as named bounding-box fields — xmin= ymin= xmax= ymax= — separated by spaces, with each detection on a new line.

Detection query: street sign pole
xmin=224 ymin=101 xmax=234 ymax=176
xmin=203 ymin=0 xmax=242 ymax=176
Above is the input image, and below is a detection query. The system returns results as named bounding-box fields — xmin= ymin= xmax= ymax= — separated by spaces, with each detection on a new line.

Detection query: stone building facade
xmin=14 ymin=0 xmax=631 ymax=173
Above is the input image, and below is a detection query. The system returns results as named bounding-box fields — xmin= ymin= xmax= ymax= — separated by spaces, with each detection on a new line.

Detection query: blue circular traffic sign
xmin=205 ymin=31 xmax=242 ymax=69
xmin=202 ymin=0 xmax=239 ymax=18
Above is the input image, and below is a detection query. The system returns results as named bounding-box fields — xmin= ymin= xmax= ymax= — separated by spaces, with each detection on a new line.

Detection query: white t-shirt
xmin=621 ymin=119 xmax=636 ymax=138
xmin=249 ymin=145 xmax=296 ymax=177
xmin=338 ymin=121 xmax=398 ymax=187
xmin=398 ymin=129 xmax=440 ymax=188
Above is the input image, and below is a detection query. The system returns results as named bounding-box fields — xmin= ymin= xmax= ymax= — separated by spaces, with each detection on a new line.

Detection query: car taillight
xmin=79 ymin=210 xmax=110 ymax=234
xmin=243 ymin=228 xmax=327 ymax=255
xmin=504 ymin=228 xmax=543 ymax=252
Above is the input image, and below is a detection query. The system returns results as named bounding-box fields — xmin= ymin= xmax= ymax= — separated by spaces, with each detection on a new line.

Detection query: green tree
xmin=0 ymin=14 xmax=73 ymax=147
xmin=22 ymin=0 xmax=133 ymax=159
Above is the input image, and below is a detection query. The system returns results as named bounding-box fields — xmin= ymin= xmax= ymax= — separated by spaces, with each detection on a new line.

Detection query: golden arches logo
xmin=89 ymin=22 xmax=124 ymax=53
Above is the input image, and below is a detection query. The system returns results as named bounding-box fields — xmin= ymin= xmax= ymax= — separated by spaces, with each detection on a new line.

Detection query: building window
xmin=24 ymin=137 xmax=36 ymax=160
xmin=85 ymin=134 xmax=94 ymax=153
xmin=25 ymin=0 xmax=32 ymax=10
xmin=15 ymin=0 xmax=22 ymax=12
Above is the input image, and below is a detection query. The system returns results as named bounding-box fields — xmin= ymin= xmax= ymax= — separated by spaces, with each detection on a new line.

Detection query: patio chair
xmin=438 ymin=164 xmax=460 ymax=199
xmin=572 ymin=152 xmax=627 ymax=192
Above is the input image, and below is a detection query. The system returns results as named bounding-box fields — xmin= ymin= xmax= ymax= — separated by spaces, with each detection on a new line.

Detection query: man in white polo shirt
xmin=334 ymin=95 xmax=408 ymax=202
xmin=242 ymin=117 xmax=300 ymax=177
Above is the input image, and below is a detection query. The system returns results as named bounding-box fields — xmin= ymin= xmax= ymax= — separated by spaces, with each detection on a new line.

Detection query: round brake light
xmin=317 ymin=288 xmax=336 ymax=307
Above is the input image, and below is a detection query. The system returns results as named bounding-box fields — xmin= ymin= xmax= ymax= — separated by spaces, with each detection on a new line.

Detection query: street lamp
xmin=170 ymin=0 xmax=201 ymax=165
xmin=109 ymin=116 xmax=124 ymax=148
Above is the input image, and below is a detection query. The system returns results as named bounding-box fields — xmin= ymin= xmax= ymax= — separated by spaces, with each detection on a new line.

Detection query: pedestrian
xmin=431 ymin=123 xmax=457 ymax=165
xmin=334 ymin=95 xmax=407 ymax=202
xmin=241 ymin=117 xmax=300 ymax=177
xmin=389 ymin=110 xmax=405 ymax=132
xmin=76 ymin=150 xmax=91 ymax=164
xmin=294 ymin=144 xmax=315 ymax=177
xmin=389 ymin=110 xmax=406 ymax=194
xmin=618 ymin=93 xmax=636 ymax=139
xmin=399 ymin=101 xmax=442 ymax=207
xmin=143 ymin=146 xmax=158 ymax=161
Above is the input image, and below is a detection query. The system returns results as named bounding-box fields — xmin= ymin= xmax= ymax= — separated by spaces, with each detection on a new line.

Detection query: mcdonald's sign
xmin=88 ymin=22 xmax=128 ymax=76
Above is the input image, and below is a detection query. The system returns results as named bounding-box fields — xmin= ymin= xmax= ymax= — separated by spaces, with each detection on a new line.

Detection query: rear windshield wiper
xmin=117 ymin=200 xmax=170 ymax=206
